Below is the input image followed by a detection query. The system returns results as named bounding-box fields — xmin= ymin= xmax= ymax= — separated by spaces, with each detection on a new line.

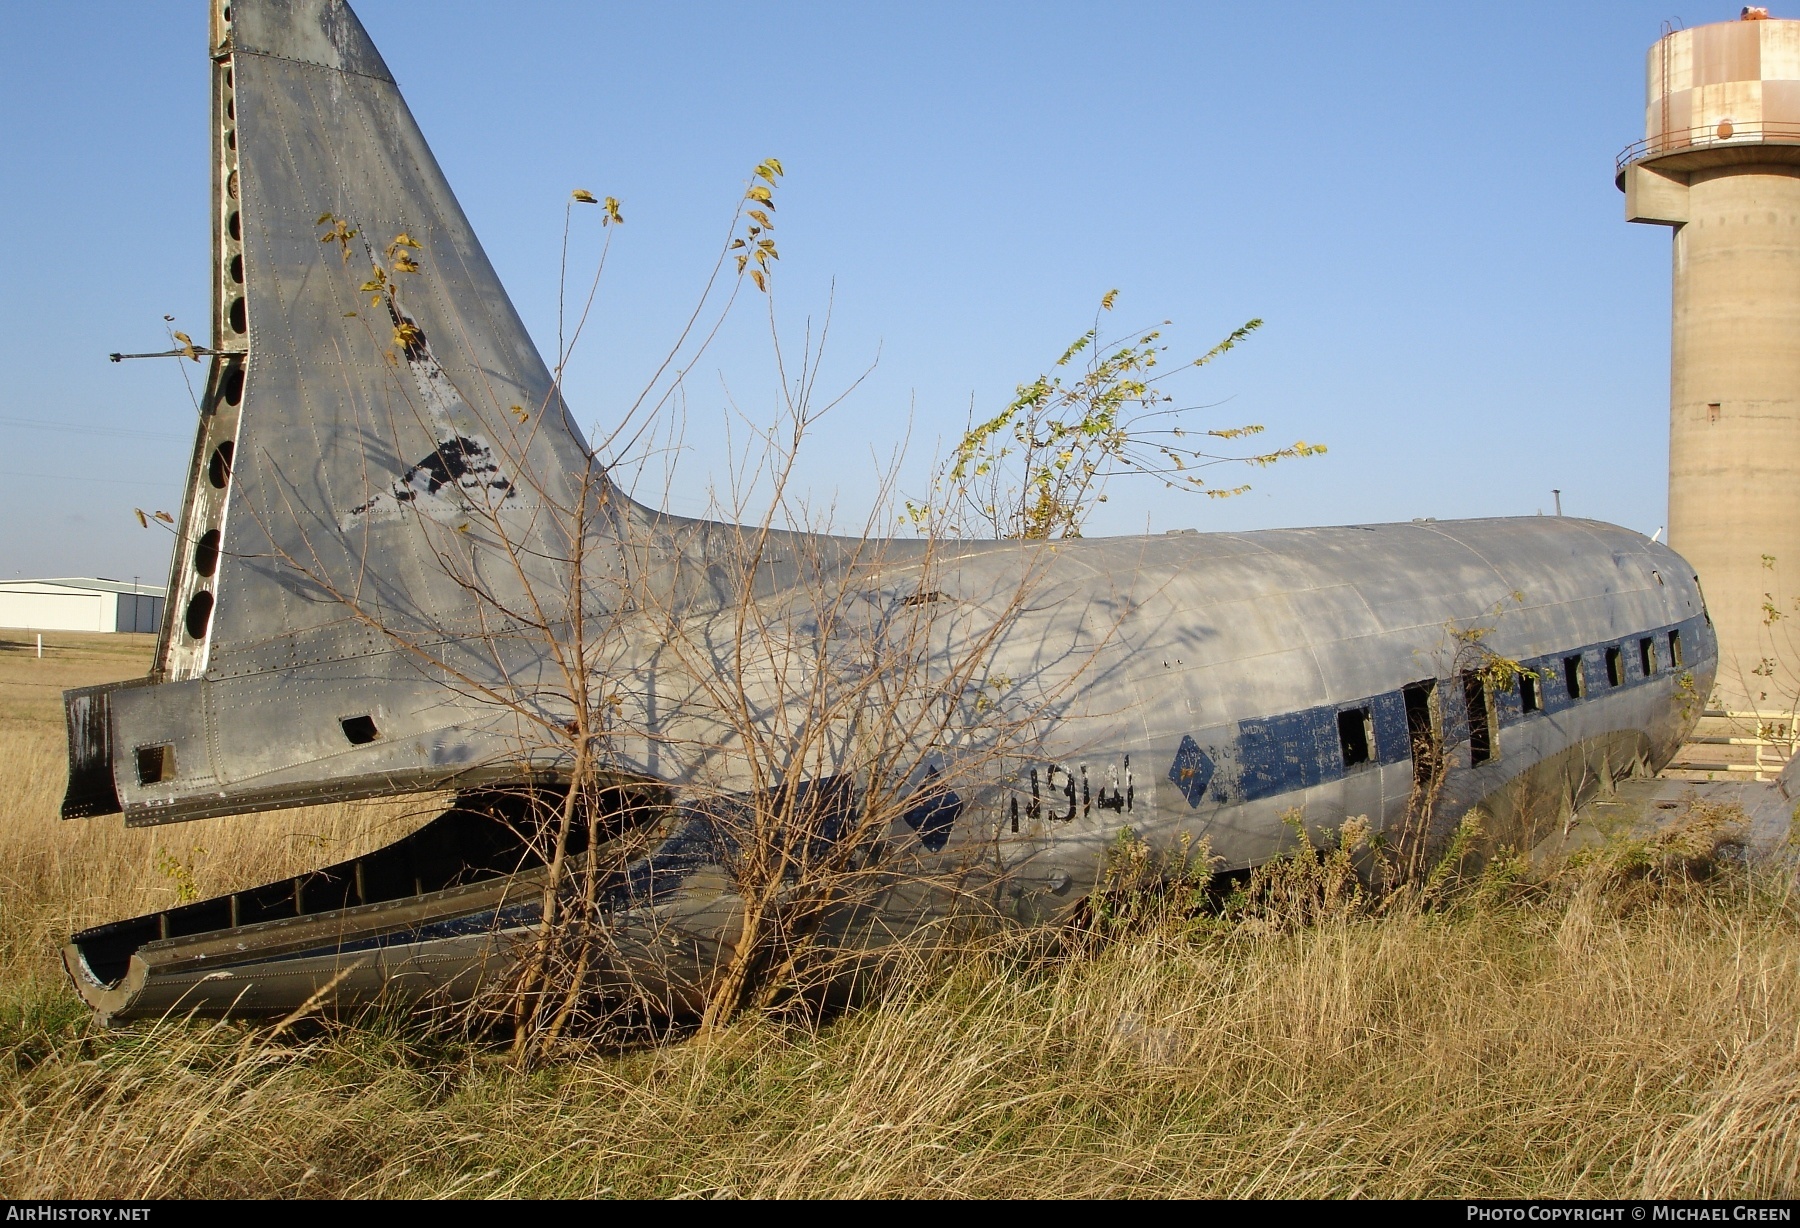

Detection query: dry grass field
xmin=1 ymin=635 xmax=1797 ymax=1198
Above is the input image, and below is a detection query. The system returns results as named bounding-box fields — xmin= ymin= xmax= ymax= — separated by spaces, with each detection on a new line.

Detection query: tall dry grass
xmin=1 ymin=633 xmax=1797 ymax=1198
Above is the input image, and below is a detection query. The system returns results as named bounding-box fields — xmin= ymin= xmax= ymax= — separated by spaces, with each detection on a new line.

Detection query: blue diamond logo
xmin=1167 ymin=735 xmax=1214 ymax=808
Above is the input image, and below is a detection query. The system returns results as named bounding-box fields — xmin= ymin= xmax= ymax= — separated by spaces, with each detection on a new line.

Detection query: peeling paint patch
xmin=349 ymin=434 xmax=513 ymax=523
xmin=902 ymin=766 xmax=962 ymax=852
xmin=340 ymin=297 xmax=519 ymax=528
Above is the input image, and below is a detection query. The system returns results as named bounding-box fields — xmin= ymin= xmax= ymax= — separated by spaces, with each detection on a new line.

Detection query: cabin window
xmin=1606 ymin=646 xmax=1624 ymax=688
xmin=1564 ymin=654 xmax=1584 ymax=699
xmin=1461 ymin=671 xmax=1494 ymax=766
xmin=1708 ymin=402 xmax=1721 ymax=423
xmin=1639 ymin=636 xmax=1656 ymax=676
xmin=135 ymin=744 xmax=174 ymax=786
xmin=340 ymin=715 xmax=380 ymax=745
xmin=1338 ymin=707 xmax=1372 ymax=768
xmin=1669 ymin=629 xmax=1683 ymax=667
xmin=1403 ymin=680 xmax=1438 ymax=789
xmin=1519 ymin=670 xmax=1541 ymax=713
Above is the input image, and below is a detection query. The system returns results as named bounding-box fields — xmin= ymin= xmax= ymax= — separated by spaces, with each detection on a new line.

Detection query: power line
xmin=0 ymin=416 xmax=187 ymax=442
xmin=0 ymin=469 xmax=175 ymax=489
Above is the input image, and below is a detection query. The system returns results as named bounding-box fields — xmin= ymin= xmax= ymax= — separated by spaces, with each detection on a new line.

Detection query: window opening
xmin=1337 ymin=707 xmax=1372 ymax=768
xmin=1639 ymin=636 xmax=1656 ymax=676
xmin=184 ymin=590 xmax=214 ymax=640
xmin=1519 ymin=670 xmax=1541 ymax=713
xmin=1461 ymin=671 xmax=1494 ymax=766
xmin=1606 ymin=646 xmax=1623 ymax=688
xmin=1708 ymin=402 xmax=1721 ymax=423
xmin=207 ymin=441 xmax=234 ymax=489
xmin=1564 ymin=654 xmax=1584 ymax=699
xmin=1402 ymin=680 xmax=1438 ymax=790
xmin=1669 ymin=629 xmax=1683 ymax=667
xmin=341 ymin=715 xmax=380 ymax=745
xmin=193 ymin=529 xmax=221 ymax=578
xmin=135 ymin=745 xmax=174 ymax=786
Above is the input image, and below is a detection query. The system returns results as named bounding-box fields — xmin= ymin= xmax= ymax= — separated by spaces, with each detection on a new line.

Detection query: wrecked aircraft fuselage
xmin=60 ymin=0 xmax=1715 ymax=1024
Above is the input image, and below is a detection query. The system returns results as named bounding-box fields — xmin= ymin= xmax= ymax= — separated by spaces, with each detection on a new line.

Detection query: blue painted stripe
xmin=1208 ymin=615 xmax=1709 ymax=805
xmin=1235 ymin=708 xmax=1337 ymax=802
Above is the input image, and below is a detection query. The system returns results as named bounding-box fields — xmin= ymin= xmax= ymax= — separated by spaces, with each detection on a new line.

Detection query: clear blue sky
xmin=0 ymin=2 xmax=1713 ymax=583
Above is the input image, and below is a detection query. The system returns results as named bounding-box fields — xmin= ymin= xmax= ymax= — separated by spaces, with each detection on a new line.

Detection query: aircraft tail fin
xmin=158 ymin=0 xmax=598 ymax=681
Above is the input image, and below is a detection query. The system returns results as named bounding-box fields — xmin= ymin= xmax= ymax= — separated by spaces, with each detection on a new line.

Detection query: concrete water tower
xmin=1620 ymin=8 xmax=1800 ymax=711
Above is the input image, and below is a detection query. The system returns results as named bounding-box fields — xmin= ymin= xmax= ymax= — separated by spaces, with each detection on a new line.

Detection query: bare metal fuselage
xmin=59 ymin=0 xmax=1715 ymax=1023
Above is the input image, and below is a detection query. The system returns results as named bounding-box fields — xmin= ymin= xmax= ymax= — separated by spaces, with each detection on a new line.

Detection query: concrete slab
xmin=1544 ymin=756 xmax=1800 ymax=862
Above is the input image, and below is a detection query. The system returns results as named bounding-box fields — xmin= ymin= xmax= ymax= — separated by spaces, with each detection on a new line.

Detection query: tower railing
xmin=1617 ymin=120 xmax=1800 ymax=172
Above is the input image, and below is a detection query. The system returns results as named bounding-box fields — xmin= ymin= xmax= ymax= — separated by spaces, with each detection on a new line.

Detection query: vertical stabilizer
xmin=156 ymin=0 xmax=596 ymax=684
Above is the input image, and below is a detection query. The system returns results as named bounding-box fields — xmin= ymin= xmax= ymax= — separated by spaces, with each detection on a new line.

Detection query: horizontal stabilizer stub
xmin=61 ymin=682 xmax=124 ymax=819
